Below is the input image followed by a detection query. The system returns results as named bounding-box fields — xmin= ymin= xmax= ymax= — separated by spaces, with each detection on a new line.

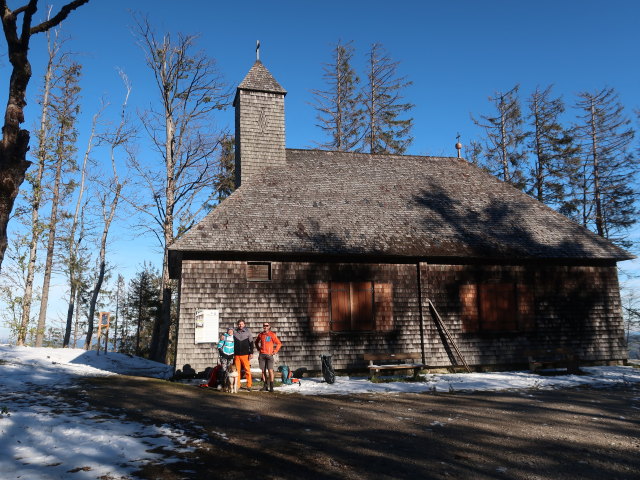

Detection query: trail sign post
xmin=96 ymin=312 xmax=111 ymax=355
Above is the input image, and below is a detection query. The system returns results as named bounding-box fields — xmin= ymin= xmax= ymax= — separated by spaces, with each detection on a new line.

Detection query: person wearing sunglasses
xmin=255 ymin=323 xmax=282 ymax=392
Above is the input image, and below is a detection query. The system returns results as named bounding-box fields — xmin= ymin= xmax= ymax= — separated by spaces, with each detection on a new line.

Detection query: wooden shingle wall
xmin=423 ymin=263 xmax=626 ymax=368
xmin=176 ymin=260 xmax=626 ymax=373
xmin=176 ymin=260 xmax=421 ymax=372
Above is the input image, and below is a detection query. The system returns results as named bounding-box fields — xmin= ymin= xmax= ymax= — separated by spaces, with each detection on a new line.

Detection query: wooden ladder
xmin=427 ymin=299 xmax=472 ymax=373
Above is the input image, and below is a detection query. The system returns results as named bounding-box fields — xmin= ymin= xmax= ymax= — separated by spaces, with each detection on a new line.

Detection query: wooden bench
xmin=526 ymin=348 xmax=580 ymax=374
xmin=364 ymin=353 xmax=426 ymax=380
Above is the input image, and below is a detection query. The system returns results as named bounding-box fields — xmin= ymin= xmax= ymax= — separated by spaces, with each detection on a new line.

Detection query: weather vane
xmin=256 ymin=40 xmax=260 ymax=61
xmin=455 ymin=133 xmax=462 ymax=159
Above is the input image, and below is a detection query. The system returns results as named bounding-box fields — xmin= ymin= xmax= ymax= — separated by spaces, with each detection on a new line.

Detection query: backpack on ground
xmin=321 ymin=354 xmax=336 ymax=384
xmin=279 ymin=365 xmax=292 ymax=385
xmin=205 ymin=365 xmax=222 ymax=387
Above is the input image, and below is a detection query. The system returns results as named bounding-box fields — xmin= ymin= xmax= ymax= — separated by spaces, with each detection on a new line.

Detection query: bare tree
xmin=16 ymin=24 xmax=61 ymax=345
xmin=131 ymin=16 xmax=230 ymax=363
xmin=0 ymin=0 xmax=90 ymax=272
xmin=466 ymin=139 xmax=483 ymax=166
xmin=85 ymin=71 xmax=133 ymax=349
xmin=62 ymin=100 xmax=98 ymax=348
xmin=0 ymin=234 xmax=31 ymax=338
xmin=34 ymin=59 xmax=81 ymax=347
xmin=311 ymin=40 xmax=363 ymax=151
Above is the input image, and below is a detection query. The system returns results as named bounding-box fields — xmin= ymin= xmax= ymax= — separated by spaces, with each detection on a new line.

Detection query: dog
xmin=224 ymin=365 xmax=239 ymax=393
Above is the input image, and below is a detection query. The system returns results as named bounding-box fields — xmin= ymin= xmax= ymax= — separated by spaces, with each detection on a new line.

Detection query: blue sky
xmin=1 ymin=0 xmax=639 ymax=340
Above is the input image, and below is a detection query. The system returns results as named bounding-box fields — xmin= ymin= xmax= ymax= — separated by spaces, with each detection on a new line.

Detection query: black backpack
xmin=321 ymin=355 xmax=335 ymax=384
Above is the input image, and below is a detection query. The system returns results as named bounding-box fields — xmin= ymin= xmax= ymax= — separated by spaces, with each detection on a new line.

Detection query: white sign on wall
xmin=194 ymin=309 xmax=219 ymax=344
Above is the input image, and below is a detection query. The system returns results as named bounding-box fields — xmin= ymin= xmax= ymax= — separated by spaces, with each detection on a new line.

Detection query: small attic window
xmin=247 ymin=262 xmax=271 ymax=282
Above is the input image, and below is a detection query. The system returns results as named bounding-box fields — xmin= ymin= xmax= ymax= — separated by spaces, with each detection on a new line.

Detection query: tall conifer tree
xmin=312 ymin=40 xmax=363 ymax=151
xmin=473 ymin=85 xmax=527 ymax=189
xmin=35 ymin=60 xmax=81 ymax=347
xmin=526 ymin=85 xmax=578 ymax=210
xmin=362 ymin=43 xmax=414 ymax=154
xmin=572 ymin=87 xmax=636 ymax=247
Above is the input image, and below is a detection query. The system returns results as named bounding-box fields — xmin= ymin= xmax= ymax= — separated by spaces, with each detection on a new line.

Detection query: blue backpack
xmin=279 ymin=365 xmax=293 ymax=385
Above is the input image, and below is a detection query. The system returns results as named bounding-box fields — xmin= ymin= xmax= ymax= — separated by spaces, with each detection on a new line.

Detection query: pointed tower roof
xmin=237 ymin=60 xmax=287 ymax=95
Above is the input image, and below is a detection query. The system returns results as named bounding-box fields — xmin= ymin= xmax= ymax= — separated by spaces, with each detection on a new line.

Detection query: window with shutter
xmin=329 ymin=281 xmax=375 ymax=332
xmin=460 ymin=283 xmax=534 ymax=333
xmin=246 ymin=262 xmax=271 ymax=281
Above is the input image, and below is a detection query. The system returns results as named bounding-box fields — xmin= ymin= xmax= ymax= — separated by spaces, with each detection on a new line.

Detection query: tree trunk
xmin=0 ymin=49 xmax=32 ymax=271
xmin=0 ymin=0 xmax=90 ymax=272
xmin=499 ymin=99 xmax=510 ymax=183
xmin=63 ymin=283 xmax=77 ymax=347
xmin=35 ymin=129 xmax=65 ymax=346
xmin=589 ymin=102 xmax=604 ymax=237
xmin=86 ymin=186 xmax=120 ymax=349
xmin=16 ymin=2 xmax=60 ymax=347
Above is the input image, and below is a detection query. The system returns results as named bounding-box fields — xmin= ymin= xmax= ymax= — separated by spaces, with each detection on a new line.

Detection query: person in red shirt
xmin=255 ymin=322 xmax=282 ymax=392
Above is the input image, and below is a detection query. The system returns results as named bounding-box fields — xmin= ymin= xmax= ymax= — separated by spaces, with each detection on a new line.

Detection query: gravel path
xmin=63 ymin=377 xmax=640 ymax=480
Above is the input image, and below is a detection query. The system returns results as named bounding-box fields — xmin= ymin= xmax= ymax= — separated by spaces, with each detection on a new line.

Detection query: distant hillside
xmin=628 ymin=333 xmax=640 ymax=360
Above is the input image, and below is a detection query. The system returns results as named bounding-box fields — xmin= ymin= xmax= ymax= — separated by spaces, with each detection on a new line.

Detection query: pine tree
xmin=362 ymin=43 xmax=414 ymax=154
xmin=16 ymin=28 xmax=61 ymax=346
xmin=526 ymin=85 xmax=578 ymax=210
xmin=473 ymin=85 xmax=528 ymax=189
xmin=35 ymin=59 xmax=81 ymax=347
xmin=123 ymin=263 xmax=161 ymax=358
xmin=312 ymin=40 xmax=363 ymax=151
xmin=215 ymin=134 xmax=235 ymax=202
xmin=572 ymin=87 xmax=637 ymax=247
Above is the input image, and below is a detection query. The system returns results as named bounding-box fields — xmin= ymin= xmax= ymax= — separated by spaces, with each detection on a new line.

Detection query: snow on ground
xmin=279 ymin=365 xmax=640 ymax=394
xmin=0 ymin=346 xmax=184 ymax=480
xmin=1 ymin=345 xmax=640 ymax=479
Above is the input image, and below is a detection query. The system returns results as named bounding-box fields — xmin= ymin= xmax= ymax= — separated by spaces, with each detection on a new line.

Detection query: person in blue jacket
xmin=217 ymin=327 xmax=235 ymax=374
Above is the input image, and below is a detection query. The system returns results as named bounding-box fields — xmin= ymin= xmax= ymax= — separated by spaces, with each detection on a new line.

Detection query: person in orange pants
xmin=233 ymin=320 xmax=254 ymax=391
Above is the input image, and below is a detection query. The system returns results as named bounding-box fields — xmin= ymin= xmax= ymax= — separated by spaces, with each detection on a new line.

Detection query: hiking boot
xmin=260 ymin=384 xmax=268 ymax=391
xmin=269 ymin=381 xmax=274 ymax=392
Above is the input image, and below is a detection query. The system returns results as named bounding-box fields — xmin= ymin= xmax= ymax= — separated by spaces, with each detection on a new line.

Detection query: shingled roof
xmin=236 ymin=60 xmax=287 ymax=95
xmin=169 ymin=149 xmax=632 ymax=264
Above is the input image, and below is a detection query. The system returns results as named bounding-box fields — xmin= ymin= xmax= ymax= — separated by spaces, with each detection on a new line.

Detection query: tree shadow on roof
xmin=412 ymin=184 xmax=601 ymax=260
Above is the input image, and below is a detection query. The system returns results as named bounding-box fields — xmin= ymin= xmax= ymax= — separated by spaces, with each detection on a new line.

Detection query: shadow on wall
xmin=414 ymin=184 xmax=622 ymax=362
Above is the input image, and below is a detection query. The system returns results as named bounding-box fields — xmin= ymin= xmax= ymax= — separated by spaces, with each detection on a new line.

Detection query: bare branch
xmin=30 ymin=0 xmax=89 ymax=34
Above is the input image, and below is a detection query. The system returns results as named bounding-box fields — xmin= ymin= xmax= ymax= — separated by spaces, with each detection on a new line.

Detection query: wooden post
xmin=96 ymin=312 xmax=110 ymax=355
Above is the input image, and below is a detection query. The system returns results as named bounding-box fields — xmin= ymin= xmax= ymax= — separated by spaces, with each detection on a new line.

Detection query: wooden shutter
xmin=479 ymin=284 xmax=517 ymax=332
xmin=351 ymin=282 xmax=374 ymax=330
xmin=309 ymin=283 xmax=330 ymax=332
xmin=330 ymin=282 xmax=350 ymax=331
xmin=517 ymin=284 xmax=535 ymax=331
xmin=374 ymin=283 xmax=394 ymax=331
xmin=460 ymin=284 xmax=479 ymax=332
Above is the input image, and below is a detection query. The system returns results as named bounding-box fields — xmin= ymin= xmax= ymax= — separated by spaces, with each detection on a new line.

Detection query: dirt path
xmin=64 ymin=377 xmax=640 ymax=480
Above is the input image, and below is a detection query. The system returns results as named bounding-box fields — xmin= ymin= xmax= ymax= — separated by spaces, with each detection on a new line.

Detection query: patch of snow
xmin=278 ymin=366 xmax=640 ymax=395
